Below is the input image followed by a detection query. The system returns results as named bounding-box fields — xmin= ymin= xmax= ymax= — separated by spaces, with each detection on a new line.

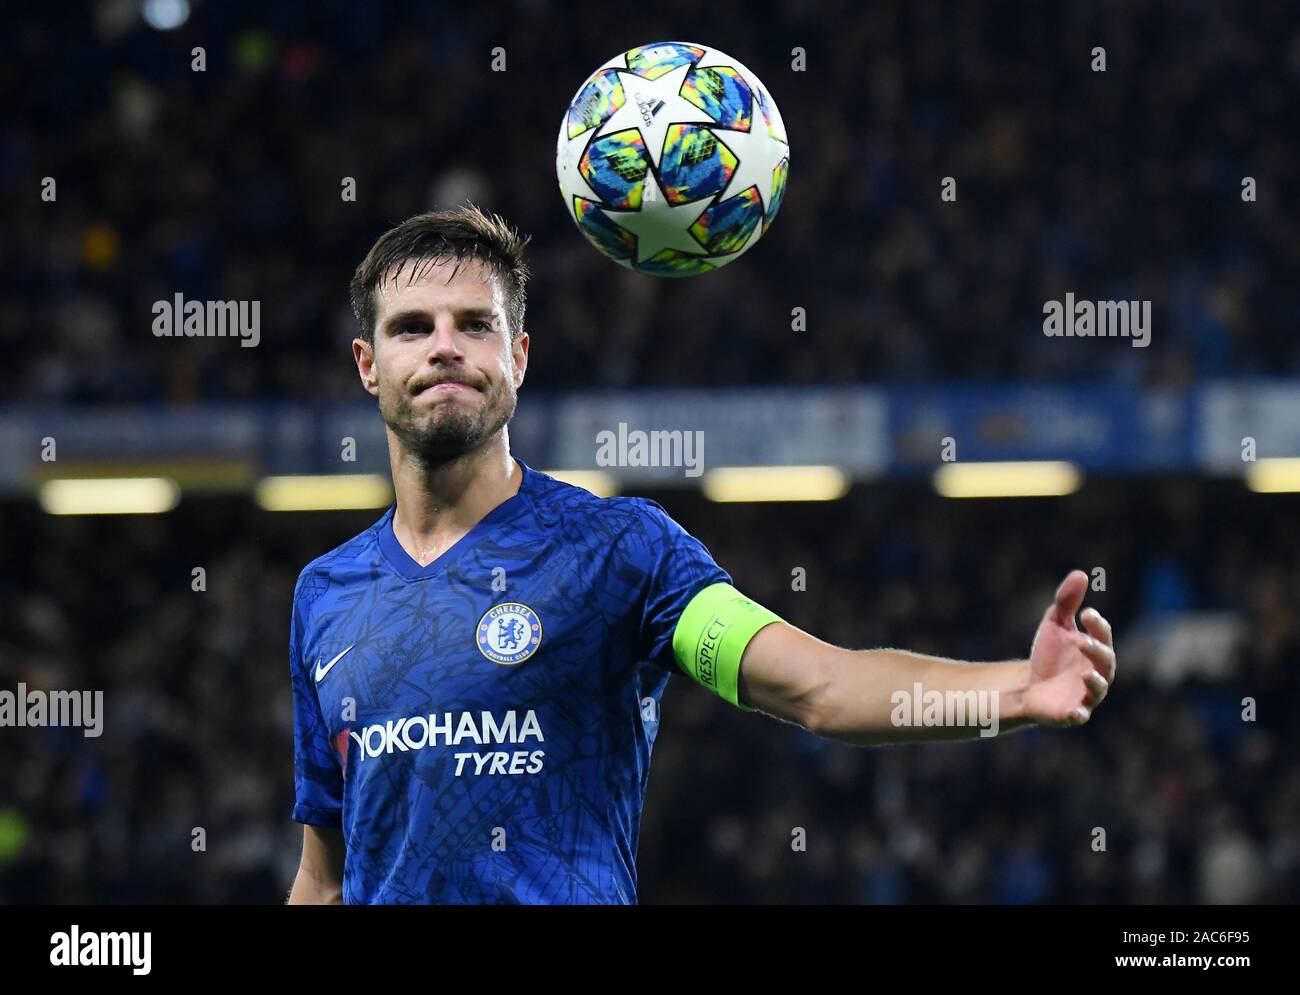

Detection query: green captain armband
xmin=671 ymin=583 xmax=784 ymax=712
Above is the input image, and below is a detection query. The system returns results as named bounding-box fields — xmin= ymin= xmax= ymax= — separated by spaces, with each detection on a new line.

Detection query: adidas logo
xmin=636 ymin=93 xmax=665 ymax=127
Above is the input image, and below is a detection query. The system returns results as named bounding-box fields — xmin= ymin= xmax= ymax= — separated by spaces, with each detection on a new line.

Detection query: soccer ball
xmin=556 ymin=41 xmax=789 ymax=277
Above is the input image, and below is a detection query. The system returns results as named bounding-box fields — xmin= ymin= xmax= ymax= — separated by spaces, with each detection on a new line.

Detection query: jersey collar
xmin=377 ymin=457 xmax=538 ymax=582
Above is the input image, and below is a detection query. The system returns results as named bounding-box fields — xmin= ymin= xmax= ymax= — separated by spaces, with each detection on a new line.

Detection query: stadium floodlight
xmin=702 ymin=465 xmax=849 ymax=503
xmin=933 ymin=461 xmax=1082 ymax=499
xmin=255 ymin=475 xmax=394 ymax=512
xmin=1244 ymin=457 xmax=1300 ymax=493
xmin=38 ymin=477 xmax=181 ymax=516
xmin=142 ymin=0 xmax=191 ymax=32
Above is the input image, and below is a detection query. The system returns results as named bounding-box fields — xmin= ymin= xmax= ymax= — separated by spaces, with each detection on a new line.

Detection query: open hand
xmin=1023 ymin=570 xmax=1116 ymax=727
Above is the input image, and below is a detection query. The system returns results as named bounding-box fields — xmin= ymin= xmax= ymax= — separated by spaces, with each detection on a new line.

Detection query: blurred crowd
xmin=4 ymin=1 xmax=1300 ymax=403
xmin=0 ymin=478 xmax=1296 ymax=903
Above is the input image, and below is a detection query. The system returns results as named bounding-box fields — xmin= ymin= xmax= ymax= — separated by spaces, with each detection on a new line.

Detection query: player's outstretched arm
xmin=287 ymin=824 xmax=346 ymax=905
xmin=735 ymin=570 xmax=1115 ymax=745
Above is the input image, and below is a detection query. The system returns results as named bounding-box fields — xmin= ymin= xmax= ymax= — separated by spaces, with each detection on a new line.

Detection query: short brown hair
xmin=349 ymin=205 xmax=531 ymax=343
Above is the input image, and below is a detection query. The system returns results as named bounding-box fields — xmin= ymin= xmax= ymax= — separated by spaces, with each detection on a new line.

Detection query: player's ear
xmin=353 ymin=337 xmax=380 ymax=397
xmin=511 ymin=330 xmax=529 ymax=388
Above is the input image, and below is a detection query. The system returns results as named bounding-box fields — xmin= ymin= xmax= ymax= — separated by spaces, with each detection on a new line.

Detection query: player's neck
xmin=388 ymin=432 xmax=521 ymax=566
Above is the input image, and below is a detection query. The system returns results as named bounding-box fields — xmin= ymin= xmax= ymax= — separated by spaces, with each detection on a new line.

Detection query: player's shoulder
xmin=526 ymin=465 xmax=676 ymax=529
xmin=292 ymin=507 xmax=392 ymax=611
xmin=523 ymin=464 xmax=694 ymax=554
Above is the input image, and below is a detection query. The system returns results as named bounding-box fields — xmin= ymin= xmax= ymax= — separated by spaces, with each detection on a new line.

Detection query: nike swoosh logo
xmin=314 ymin=645 xmax=354 ymax=683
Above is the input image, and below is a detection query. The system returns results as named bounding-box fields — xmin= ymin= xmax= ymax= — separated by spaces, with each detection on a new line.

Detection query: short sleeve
xmin=617 ymin=499 xmax=732 ymax=674
xmin=289 ymin=574 xmax=344 ymax=827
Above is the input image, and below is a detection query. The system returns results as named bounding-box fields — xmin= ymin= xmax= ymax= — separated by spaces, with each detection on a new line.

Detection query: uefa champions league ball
xmin=556 ymin=41 xmax=789 ymax=277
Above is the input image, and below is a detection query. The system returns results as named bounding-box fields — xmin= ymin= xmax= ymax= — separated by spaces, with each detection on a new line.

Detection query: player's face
xmin=355 ymin=257 xmax=529 ymax=461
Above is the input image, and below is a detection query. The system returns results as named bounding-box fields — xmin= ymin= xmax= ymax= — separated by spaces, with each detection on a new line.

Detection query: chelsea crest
xmin=477 ymin=603 xmax=543 ymax=665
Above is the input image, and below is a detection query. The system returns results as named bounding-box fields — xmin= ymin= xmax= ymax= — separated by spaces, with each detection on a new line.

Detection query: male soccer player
xmin=287 ymin=206 xmax=1116 ymax=904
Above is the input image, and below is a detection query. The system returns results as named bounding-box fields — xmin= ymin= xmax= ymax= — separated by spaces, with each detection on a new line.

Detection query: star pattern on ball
xmin=556 ymin=127 xmax=603 ymax=205
xmin=712 ymin=93 xmax=789 ymax=211
xmin=599 ymin=168 xmax=708 ymax=264
xmin=595 ymin=62 xmax=717 ymax=169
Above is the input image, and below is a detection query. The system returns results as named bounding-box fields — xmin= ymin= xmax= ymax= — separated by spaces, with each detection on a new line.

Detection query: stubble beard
xmin=380 ymin=373 xmax=517 ymax=465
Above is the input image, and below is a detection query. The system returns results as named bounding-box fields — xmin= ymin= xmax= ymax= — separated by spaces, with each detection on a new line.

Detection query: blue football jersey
xmin=289 ymin=458 xmax=731 ymax=903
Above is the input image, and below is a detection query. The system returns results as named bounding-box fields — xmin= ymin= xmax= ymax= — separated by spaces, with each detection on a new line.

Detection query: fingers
xmin=1064 ymin=705 xmax=1091 ymax=726
xmin=1065 ymin=630 xmax=1113 ymax=709
xmin=1051 ymin=570 xmax=1089 ymax=628
xmin=1079 ymin=608 xmax=1116 ymax=683
xmin=1081 ymin=607 xmax=1112 ymax=645
xmin=1083 ymin=669 xmax=1109 ymax=708
xmin=1072 ymin=631 xmax=1114 ymax=676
